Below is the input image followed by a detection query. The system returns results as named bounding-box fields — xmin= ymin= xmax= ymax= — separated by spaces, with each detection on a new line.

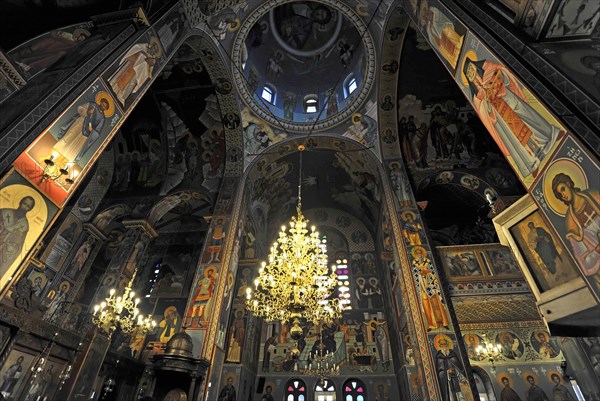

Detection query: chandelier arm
xmin=297 ymin=145 xmax=304 ymax=212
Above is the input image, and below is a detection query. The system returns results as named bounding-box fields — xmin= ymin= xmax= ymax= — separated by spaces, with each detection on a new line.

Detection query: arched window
xmin=343 ymin=74 xmax=357 ymax=98
xmin=262 ymin=84 xmax=276 ymax=104
xmin=285 ymin=379 xmax=307 ymax=401
xmin=335 ymin=259 xmax=351 ymax=310
xmin=304 ymin=95 xmax=318 ymax=113
xmin=315 ymin=378 xmax=336 ymax=401
xmin=343 ymin=379 xmax=366 ymax=401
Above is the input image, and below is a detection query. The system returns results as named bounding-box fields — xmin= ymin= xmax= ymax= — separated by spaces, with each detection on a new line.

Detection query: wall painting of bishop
xmin=455 ymin=32 xmax=565 ymax=189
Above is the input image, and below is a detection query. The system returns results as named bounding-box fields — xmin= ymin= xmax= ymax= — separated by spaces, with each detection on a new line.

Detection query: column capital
xmin=122 ymin=219 xmax=158 ymax=238
xmin=83 ymin=223 xmax=108 ymax=241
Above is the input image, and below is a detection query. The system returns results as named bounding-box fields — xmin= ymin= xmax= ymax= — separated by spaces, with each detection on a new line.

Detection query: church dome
xmin=231 ymin=0 xmax=376 ymax=132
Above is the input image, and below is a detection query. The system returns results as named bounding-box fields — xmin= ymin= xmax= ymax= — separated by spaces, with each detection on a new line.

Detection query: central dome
xmin=232 ymin=0 xmax=375 ymax=132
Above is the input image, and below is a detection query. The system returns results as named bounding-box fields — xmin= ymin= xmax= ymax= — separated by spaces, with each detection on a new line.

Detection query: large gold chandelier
xmin=246 ymin=145 xmax=342 ymax=327
xmin=92 ymin=267 xmax=156 ymax=335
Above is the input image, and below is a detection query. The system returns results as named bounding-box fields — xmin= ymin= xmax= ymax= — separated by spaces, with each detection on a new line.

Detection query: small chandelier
xmin=246 ymin=145 xmax=343 ymax=330
xmin=302 ymin=324 xmax=340 ymax=385
xmin=41 ymin=153 xmax=77 ymax=184
xmin=475 ymin=334 xmax=502 ymax=372
xmin=93 ymin=267 xmax=156 ymax=335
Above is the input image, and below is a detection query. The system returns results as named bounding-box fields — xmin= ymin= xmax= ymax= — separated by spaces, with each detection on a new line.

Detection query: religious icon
xmin=159 ymin=305 xmax=182 ymax=343
xmin=463 ymin=333 xmax=484 ymax=361
xmin=13 ymin=79 xmax=121 ymax=206
xmin=495 ymin=331 xmax=524 ymax=360
xmin=418 ymin=0 xmax=466 ymax=71
xmin=530 ymin=330 xmax=559 ymax=359
xmin=43 ymin=280 xmax=71 ymax=323
xmin=547 ymin=370 xmax=577 ymax=401
xmin=543 ymin=159 xmax=599 ymax=286
xmin=486 ymin=248 xmax=520 ymax=275
xmin=0 ymin=349 xmax=35 ymax=400
xmin=0 ymin=170 xmax=58 ymax=295
xmin=217 ymin=374 xmax=237 ymax=401
xmin=9 ymin=26 xmax=92 ymax=76
xmin=521 ymin=372 xmax=549 ymax=401
xmin=497 ymin=373 xmax=521 ymax=401
xmin=432 ymin=334 xmax=468 ymax=401
xmin=401 ymin=211 xmax=423 ymax=246
xmin=457 ymin=34 xmax=564 ymax=186
xmin=441 ymin=250 xmax=482 ymax=277
xmin=225 ymin=309 xmax=245 ymax=363
xmin=106 ymin=33 xmax=163 ymax=109
xmin=186 ymin=266 xmax=218 ymax=328
xmin=411 ymin=246 xmax=449 ymax=331
xmin=510 ymin=210 xmax=580 ymax=292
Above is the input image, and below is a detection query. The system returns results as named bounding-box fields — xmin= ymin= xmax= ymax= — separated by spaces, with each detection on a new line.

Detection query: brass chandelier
xmin=246 ymin=145 xmax=342 ymax=328
xmin=92 ymin=267 xmax=156 ymax=335
xmin=302 ymin=324 xmax=340 ymax=384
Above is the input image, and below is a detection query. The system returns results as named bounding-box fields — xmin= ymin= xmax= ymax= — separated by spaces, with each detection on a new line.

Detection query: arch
xmin=242 ymin=135 xmax=386 ymax=236
xmin=92 ymin=204 xmax=131 ymax=233
xmin=342 ymin=378 xmax=366 ymax=401
xmin=315 ymin=378 xmax=336 ymax=401
xmin=173 ymin=31 xmax=245 ymax=177
xmin=146 ymin=190 xmax=212 ymax=227
xmin=472 ymin=366 xmax=498 ymax=401
xmin=285 ymin=378 xmax=307 ymax=401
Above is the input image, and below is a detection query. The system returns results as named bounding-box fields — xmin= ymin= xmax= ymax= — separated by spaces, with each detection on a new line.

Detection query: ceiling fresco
xmin=231 ymin=0 xmax=377 ymax=133
xmin=245 ymin=136 xmax=383 ymax=242
xmin=396 ymin=24 xmax=527 ymax=246
xmin=236 ymin=1 xmax=369 ymax=126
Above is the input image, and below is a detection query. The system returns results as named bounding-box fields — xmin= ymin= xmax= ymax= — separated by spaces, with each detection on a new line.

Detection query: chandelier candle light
xmin=475 ymin=334 xmax=502 ymax=372
xmin=93 ymin=267 xmax=156 ymax=335
xmin=246 ymin=144 xmax=343 ymax=333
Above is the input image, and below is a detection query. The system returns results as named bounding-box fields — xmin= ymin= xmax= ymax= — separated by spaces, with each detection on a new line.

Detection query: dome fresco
xmin=232 ymin=0 xmax=376 ymax=132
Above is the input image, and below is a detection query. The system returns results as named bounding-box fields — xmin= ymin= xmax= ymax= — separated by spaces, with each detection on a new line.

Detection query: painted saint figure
xmin=411 ymin=247 xmax=449 ymax=331
xmin=66 ymin=236 xmax=94 ymax=278
xmin=226 ymin=310 xmax=245 ymax=363
xmin=550 ymin=373 xmax=575 ymax=401
xmin=159 ymin=306 xmax=181 ymax=343
xmin=53 ymin=95 xmax=110 ymax=163
xmin=551 ymin=173 xmax=599 ymax=277
xmin=402 ymin=212 xmax=423 ymax=246
xmin=11 ymin=28 xmax=91 ymax=75
xmin=188 ymin=267 xmax=217 ymax=327
xmin=419 ymin=0 xmax=464 ymax=67
xmin=217 ymin=376 xmax=236 ymax=401
xmin=527 ymin=222 xmax=561 ymax=274
xmin=262 ymin=332 xmax=278 ymax=372
xmin=500 ymin=377 xmax=522 ymax=401
xmin=435 ymin=336 xmax=466 ymax=401
xmin=0 ymin=355 xmax=24 ymax=398
xmin=108 ymin=38 xmax=161 ymax=106
xmin=0 ymin=196 xmax=35 ymax=279
xmin=526 ymin=375 xmax=549 ymax=401
xmin=463 ymin=57 xmax=561 ymax=179
xmin=261 ymin=385 xmax=275 ymax=401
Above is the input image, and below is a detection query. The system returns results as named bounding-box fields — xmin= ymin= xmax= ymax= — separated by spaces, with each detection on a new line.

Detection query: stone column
xmin=377 ymin=10 xmax=478 ymax=401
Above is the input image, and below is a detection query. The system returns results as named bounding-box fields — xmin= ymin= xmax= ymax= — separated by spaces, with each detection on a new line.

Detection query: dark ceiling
xmin=0 ymin=0 xmax=169 ymax=50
